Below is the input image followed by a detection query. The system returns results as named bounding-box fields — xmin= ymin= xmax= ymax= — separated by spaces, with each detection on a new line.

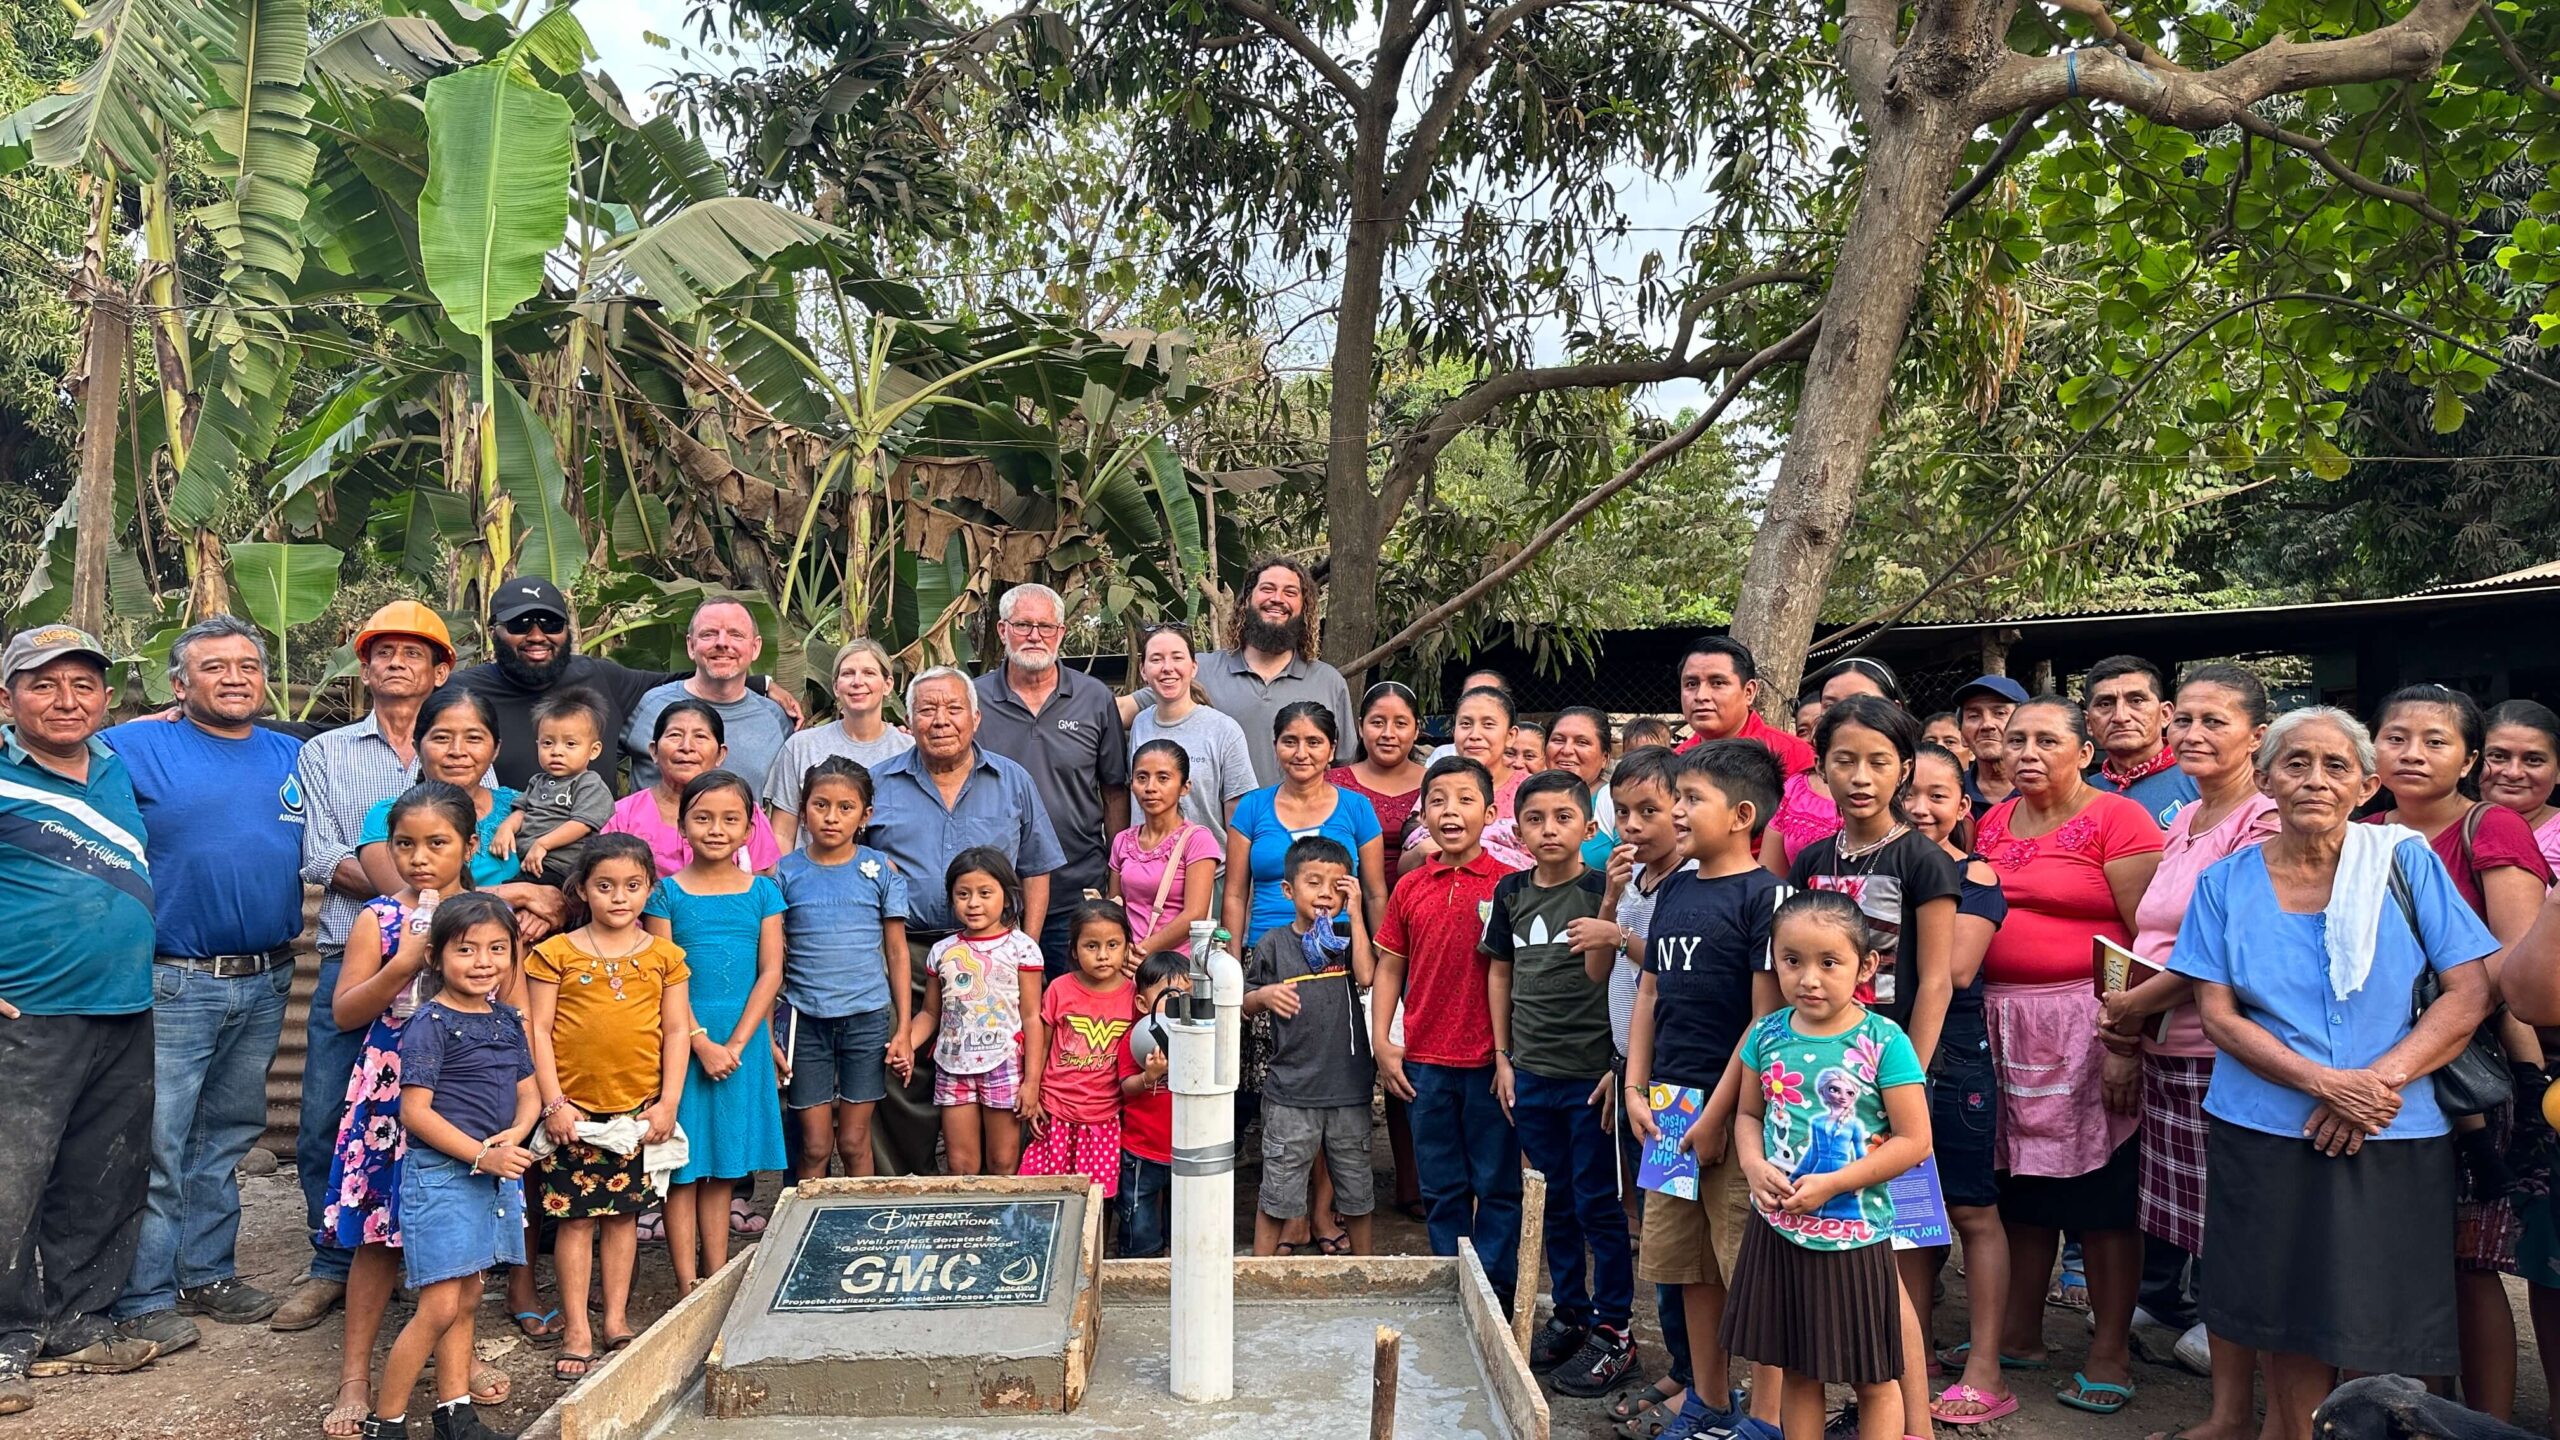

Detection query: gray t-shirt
xmin=1130 ymin=703 xmax=1257 ymax=835
xmin=763 ymin=723 xmax=917 ymax=823
xmin=625 ymin=683 xmax=793 ymax=802
xmin=974 ymin=667 xmax=1130 ymax=895
xmin=516 ymin=770 xmax=615 ymax=871
xmin=1246 ymin=926 xmax=1375 ymax=1110
xmin=1611 ymin=857 xmax=1694 ymax=1055
xmin=1190 ymin=648 xmax=1358 ymax=787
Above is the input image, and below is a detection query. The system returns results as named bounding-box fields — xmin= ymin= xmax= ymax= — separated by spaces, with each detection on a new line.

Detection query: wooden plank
xmin=1513 ymin=1167 xmax=1547 ymax=1357
xmin=1456 ymin=1239 xmax=1551 ymax=1440
xmin=553 ymin=1246 xmax=751 ymax=1440
xmin=1370 ymin=1326 xmax=1402 ymax=1440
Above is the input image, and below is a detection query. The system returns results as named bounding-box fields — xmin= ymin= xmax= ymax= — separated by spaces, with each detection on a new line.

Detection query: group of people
xmin=9 ymin=554 xmax=2560 ymax=1440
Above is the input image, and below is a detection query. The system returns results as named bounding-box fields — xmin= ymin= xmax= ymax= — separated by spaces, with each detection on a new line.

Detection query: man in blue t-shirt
xmin=0 ymin=625 xmax=161 ymax=1408
xmin=99 ymin=616 xmax=308 ymax=1352
xmin=2084 ymin=654 xmax=2198 ymax=830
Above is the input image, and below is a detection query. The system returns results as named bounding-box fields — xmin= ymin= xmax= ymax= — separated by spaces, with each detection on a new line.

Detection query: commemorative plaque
xmin=707 ymin=1175 xmax=1102 ymax=1419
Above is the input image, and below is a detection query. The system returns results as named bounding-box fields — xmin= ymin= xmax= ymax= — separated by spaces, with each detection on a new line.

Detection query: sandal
xmin=1269 ymin=1241 xmax=1305 ymax=1257
xmin=511 ymin=1309 xmax=563 ymax=1347
xmin=602 ymin=1330 xmax=637 ymax=1353
xmin=2056 ymin=1373 xmax=2134 ymax=1415
xmin=730 ymin=1198 xmax=767 ymax=1236
xmin=2047 ymin=1262 xmax=2089 ymax=1312
xmin=1395 ymin=1199 xmax=1427 ymax=1223
xmin=553 ymin=1352 xmax=595 ymax=1384
xmin=1931 ymin=1383 xmax=2020 ymax=1426
xmin=636 ymin=1210 xmax=665 ymax=1243
xmin=1314 ymin=1232 xmax=1352 ymax=1256
xmin=322 ymin=1378 xmax=370 ymax=1439
xmin=1611 ymin=1379 xmax=1684 ymax=1424
xmin=469 ymin=1361 xmax=511 ymax=1407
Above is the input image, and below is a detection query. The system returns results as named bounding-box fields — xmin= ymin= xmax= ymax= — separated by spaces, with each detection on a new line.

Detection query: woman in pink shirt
xmin=1976 ymin=696 xmax=2162 ymax=1415
xmin=2097 ymin=665 xmax=2277 ymax=1440
xmin=1758 ymin=657 xmax=1902 ymax=875
xmin=2483 ymin=700 xmax=2560 ymax=874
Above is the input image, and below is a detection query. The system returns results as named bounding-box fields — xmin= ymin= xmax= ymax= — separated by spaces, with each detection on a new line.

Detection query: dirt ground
xmin=11 ymin=1148 xmax=2551 ymax=1440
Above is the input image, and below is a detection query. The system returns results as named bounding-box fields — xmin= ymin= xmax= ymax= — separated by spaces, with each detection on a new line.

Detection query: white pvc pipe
xmin=1168 ymin=922 xmax=1238 ymax=1403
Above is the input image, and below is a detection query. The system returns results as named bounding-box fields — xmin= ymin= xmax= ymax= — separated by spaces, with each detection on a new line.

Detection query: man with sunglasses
xmin=455 ymin=577 xmax=796 ymax=791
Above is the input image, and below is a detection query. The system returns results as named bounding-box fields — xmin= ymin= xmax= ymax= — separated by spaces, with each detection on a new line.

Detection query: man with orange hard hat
xmin=271 ymin=601 xmax=456 ymax=1334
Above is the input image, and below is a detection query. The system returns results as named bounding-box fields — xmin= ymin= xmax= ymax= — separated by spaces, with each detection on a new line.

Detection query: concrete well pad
xmin=650 ymin=1297 xmax=1511 ymax=1440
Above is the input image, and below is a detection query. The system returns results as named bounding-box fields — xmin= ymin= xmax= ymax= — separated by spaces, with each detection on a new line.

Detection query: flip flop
xmin=553 ymin=1352 xmax=596 ymax=1383
xmin=1933 ymin=1341 xmax=2044 ymax=1371
xmin=1611 ymin=1379 xmax=1684 ymax=1424
xmin=729 ymin=1198 xmax=768 ymax=1236
xmin=602 ymin=1330 xmax=637 ymax=1353
xmin=1314 ymin=1232 xmax=1352 ymax=1256
xmin=636 ymin=1210 xmax=665 ymax=1243
xmin=2047 ymin=1264 xmax=2089 ymax=1311
xmin=2056 ymin=1373 xmax=2134 ymax=1415
xmin=1931 ymin=1383 xmax=2021 ymax=1426
xmin=511 ymin=1309 xmax=563 ymax=1347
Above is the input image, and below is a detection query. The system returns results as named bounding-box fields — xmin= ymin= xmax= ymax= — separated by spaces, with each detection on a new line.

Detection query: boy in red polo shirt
xmin=1373 ymin=755 xmax=1522 ymax=1300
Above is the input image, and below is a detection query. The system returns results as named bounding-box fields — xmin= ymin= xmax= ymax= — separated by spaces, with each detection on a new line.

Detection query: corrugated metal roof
xmin=2417 ymin=561 xmax=2560 ymax=595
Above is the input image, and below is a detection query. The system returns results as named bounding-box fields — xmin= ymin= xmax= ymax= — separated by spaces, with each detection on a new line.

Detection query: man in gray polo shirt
xmin=625 ymin=597 xmax=793 ymax=801
xmin=1192 ymin=555 xmax=1357 ymax=786
xmin=972 ymin=584 xmax=1129 ymax=978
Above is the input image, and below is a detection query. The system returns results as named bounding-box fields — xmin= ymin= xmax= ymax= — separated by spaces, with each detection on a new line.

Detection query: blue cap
xmin=1951 ymin=673 xmax=2030 ymax=706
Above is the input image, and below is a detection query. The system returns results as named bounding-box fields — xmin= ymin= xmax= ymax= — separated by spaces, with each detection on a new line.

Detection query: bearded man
xmin=1182 ymin=556 xmax=1357 ymax=786
xmin=972 ymin=583 xmax=1129 ymax=977
xmin=454 ymin=577 xmax=795 ymax=789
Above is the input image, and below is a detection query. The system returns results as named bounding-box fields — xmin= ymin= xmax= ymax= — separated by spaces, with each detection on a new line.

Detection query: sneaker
xmin=1823 ymin=1399 xmax=1860 ymax=1440
xmin=115 ymin=1309 xmax=199 ymax=1357
xmin=2174 ymin=1322 xmax=2213 ymax=1377
xmin=28 ymin=1334 xmax=156 ymax=1376
xmin=432 ymin=1400 xmax=515 ymax=1440
xmin=0 ymin=1358 xmax=30 ymax=1416
xmin=1552 ymin=1323 xmax=1639 ymax=1398
xmin=1657 ymin=1395 xmax=1731 ymax=1440
xmin=179 ymin=1277 xmax=281 ymax=1324
xmin=270 ymin=1275 xmax=346 ymax=1332
xmin=1529 ymin=1317 xmax=1590 ymax=1373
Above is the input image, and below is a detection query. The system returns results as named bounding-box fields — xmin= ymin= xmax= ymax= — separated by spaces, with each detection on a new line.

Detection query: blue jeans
xmin=296 ymin=950 xmax=365 ymax=1284
xmin=1406 ymin=1061 xmax=1522 ymax=1299
xmin=115 ymin=963 xmax=290 ymax=1317
xmin=1117 ymin=1153 xmax=1170 ymax=1257
xmin=1513 ymin=1068 xmax=1633 ymax=1329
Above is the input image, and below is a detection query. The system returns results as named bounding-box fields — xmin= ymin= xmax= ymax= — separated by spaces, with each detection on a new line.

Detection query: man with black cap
xmin=1950 ymin=673 xmax=2029 ymax=808
xmin=456 ymin=577 xmax=796 ymax=791
xmin=0 ymin=625 xmax=162 ymax=1410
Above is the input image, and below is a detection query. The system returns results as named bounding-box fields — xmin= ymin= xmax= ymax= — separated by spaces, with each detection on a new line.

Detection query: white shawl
xmin=2328 ymin=822 xmax=2421 ymax=1001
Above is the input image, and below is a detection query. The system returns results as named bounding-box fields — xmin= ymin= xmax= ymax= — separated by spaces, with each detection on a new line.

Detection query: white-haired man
xmin=972 ymin=584 xmax=1128 ymax=978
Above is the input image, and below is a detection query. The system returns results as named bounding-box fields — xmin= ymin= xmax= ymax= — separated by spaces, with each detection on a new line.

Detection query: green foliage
xmin=418 ymin=22 xmax=581 ymax=337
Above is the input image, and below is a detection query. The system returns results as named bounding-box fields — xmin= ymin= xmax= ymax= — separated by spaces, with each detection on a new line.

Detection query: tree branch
xmin=1216 ymin=0 xmax=1367 ymax=102
xmin=1382 ymin=0 xmax=1581 ymax=217
xmin=1837 ymin=0 xmax=1898 ymax=115
xmin=1349 ymin=314 xmax=1824 ymax=673
xmin=1374 ymin=267 xmax=1821 ymax=517
xmin=2477 ymin=3 xmax=2559 ymax=103
xmin=2235 ymin=112 xmax=2460 ymax=230
xmin=1214 ymin=85 xmax=1350 ymax=173
xmin=1941 ymin=104 xmax=2049 ymax=220
xmin=1969 ymin=0 xmax=2480 ymax=128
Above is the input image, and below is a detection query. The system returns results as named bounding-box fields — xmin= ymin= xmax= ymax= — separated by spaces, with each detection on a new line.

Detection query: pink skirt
xmin=1020 ymin=1115 xmax=1123 ymax=1197
xmin=1984 ymin=980 xmax=2137 ymax=1179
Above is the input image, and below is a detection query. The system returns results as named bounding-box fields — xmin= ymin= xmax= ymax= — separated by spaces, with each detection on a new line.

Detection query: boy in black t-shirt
xmin=1625 ymin=740 xmax=1789 ymax=1440
xmin=1244 ymin=836 xmax=1378 ymax=1257
xmin=1490 ymin=770 xmax=1633 ymax=1396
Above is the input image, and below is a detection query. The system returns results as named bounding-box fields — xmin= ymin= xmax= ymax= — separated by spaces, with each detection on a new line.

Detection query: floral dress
xmin=320 ymin=897 xmax=417 ymax=1250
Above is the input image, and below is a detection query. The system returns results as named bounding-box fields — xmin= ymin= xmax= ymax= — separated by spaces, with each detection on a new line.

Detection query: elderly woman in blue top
xmin=2167 ymin=705 xmax=2496 ymax=1440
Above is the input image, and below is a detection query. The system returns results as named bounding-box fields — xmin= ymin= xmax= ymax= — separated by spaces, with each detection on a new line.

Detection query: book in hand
xmin=1636 ymin=1084 xmax=1709 ymax=1200
xmin=1886 ymin=1156 xmax=1953 ymax=1251
xmin=2092 ymin=934 xmax=2168 ymax=1042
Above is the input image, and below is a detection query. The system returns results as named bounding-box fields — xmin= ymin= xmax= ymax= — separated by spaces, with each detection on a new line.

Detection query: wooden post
xmin=1512 ymin=1167 xmax=1547 ymax=1357
xmin=1369 ymin=1325 xmax=1401 ymax=1440
xmin=68 ymin=177 xmax=125 ymax=640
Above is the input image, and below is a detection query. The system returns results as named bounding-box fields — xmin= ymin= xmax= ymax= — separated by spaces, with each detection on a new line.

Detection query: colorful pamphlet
xmin=1636 ymin=1084 xmax=1708 ymax=1200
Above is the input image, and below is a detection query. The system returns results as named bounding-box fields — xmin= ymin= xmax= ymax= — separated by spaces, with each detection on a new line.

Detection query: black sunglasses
xmin=500 ymin=613 xmax=567 ymax=636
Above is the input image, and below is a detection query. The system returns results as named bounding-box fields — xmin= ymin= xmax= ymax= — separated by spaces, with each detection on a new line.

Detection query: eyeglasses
xmin=1004 ymin=621 xmax=1064 ymax=639
xmin=500 ymin=613 xmax=567 ymax=636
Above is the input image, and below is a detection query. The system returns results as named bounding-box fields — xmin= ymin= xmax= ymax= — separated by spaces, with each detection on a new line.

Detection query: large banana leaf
xmin=309 ymin=16 xmax=476 ymax=92
xmin=14 ymin=0 xmax=216 ymax=176
xmin=1142 ymin=437 xmax=1206 ymax=587
xmin=606 ymin=197 xmax=842 ymax=320
xmin=167 ymin=342 xmax=301 ymax=527
xmin=490 ymin=376 xmax=581 ymax=586
xmin=228 ymin=541 xmax=343 ymax=636
xmin=196 ymin=0 xmax=317 ymax=284
xmin=270 ymin=372 xmax=394 ymax=499
xmin=0 ymin=95 xmax=73 ymax=176
xmin=610 ymin=113 xmax=729 ymax=222
xmin=419 ymin=44 xmax=575 ymax=336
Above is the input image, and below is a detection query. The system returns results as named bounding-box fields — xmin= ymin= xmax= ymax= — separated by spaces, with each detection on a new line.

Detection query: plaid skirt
xmin=2137 ymin=1053 xmax=2212 ymax=1253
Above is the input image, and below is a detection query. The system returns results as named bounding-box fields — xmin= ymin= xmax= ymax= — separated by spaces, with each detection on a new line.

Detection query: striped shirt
xmin=297 ymin=712 xmax=416 ymax=953
xmin=0 ymin=727 xmax=154 ymax=1015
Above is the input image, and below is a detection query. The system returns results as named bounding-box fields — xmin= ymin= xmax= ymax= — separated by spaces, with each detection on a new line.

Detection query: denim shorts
xmin=1930 ymin=1021 xmax=2000 ymax=1211
xmin=398 ymin=1149 xmax=526 ymax=1288
xmin=786 ymin=1008 xmax=893 ymax=1109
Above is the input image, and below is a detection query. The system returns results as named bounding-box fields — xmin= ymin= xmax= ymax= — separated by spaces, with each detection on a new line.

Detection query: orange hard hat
xmin=353 ymin=600 xmax=456 ymax=665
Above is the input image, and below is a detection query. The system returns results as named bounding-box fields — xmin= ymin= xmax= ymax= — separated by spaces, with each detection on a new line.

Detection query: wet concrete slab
xmin=654 ymin=1297 xmax=1513 ymax=1440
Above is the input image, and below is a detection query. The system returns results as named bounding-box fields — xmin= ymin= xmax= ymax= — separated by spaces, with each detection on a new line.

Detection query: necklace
xmin=1833 ymin=823 xmax=1907 ymax=865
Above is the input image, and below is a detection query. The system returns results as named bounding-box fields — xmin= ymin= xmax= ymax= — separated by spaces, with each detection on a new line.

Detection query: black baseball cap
xmin=490 ymin=576 xmax=570 ymax=626
xmin=1951 ymin=673 xmax=2030 ymax=707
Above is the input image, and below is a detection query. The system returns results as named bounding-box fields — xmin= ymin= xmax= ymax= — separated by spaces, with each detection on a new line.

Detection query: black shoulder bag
xmin=2396 ymin=808 xmax=2512 ymax=1117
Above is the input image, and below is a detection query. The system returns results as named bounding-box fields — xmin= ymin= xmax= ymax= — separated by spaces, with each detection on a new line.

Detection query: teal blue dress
xmin=648 ymin=875 xmax=789 ymax=1182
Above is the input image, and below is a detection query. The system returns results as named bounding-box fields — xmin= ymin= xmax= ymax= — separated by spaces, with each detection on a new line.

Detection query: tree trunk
xmin=1325 ymin=491 xmax=1386 ymax=684
xmin=1727 ymin=96 xmax=1975 ymax=707
xmin=69 ymin=196 xmax=125 ymax=639
xmin=1321 ymin=105 xmax=1397 ymax=678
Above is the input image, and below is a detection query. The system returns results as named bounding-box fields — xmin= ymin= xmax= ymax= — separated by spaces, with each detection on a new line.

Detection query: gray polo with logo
xmin=1193 ymin=647 xmax=1357 ymax=787
xmin=973 ymin=666 xmax=1130 ymax=894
